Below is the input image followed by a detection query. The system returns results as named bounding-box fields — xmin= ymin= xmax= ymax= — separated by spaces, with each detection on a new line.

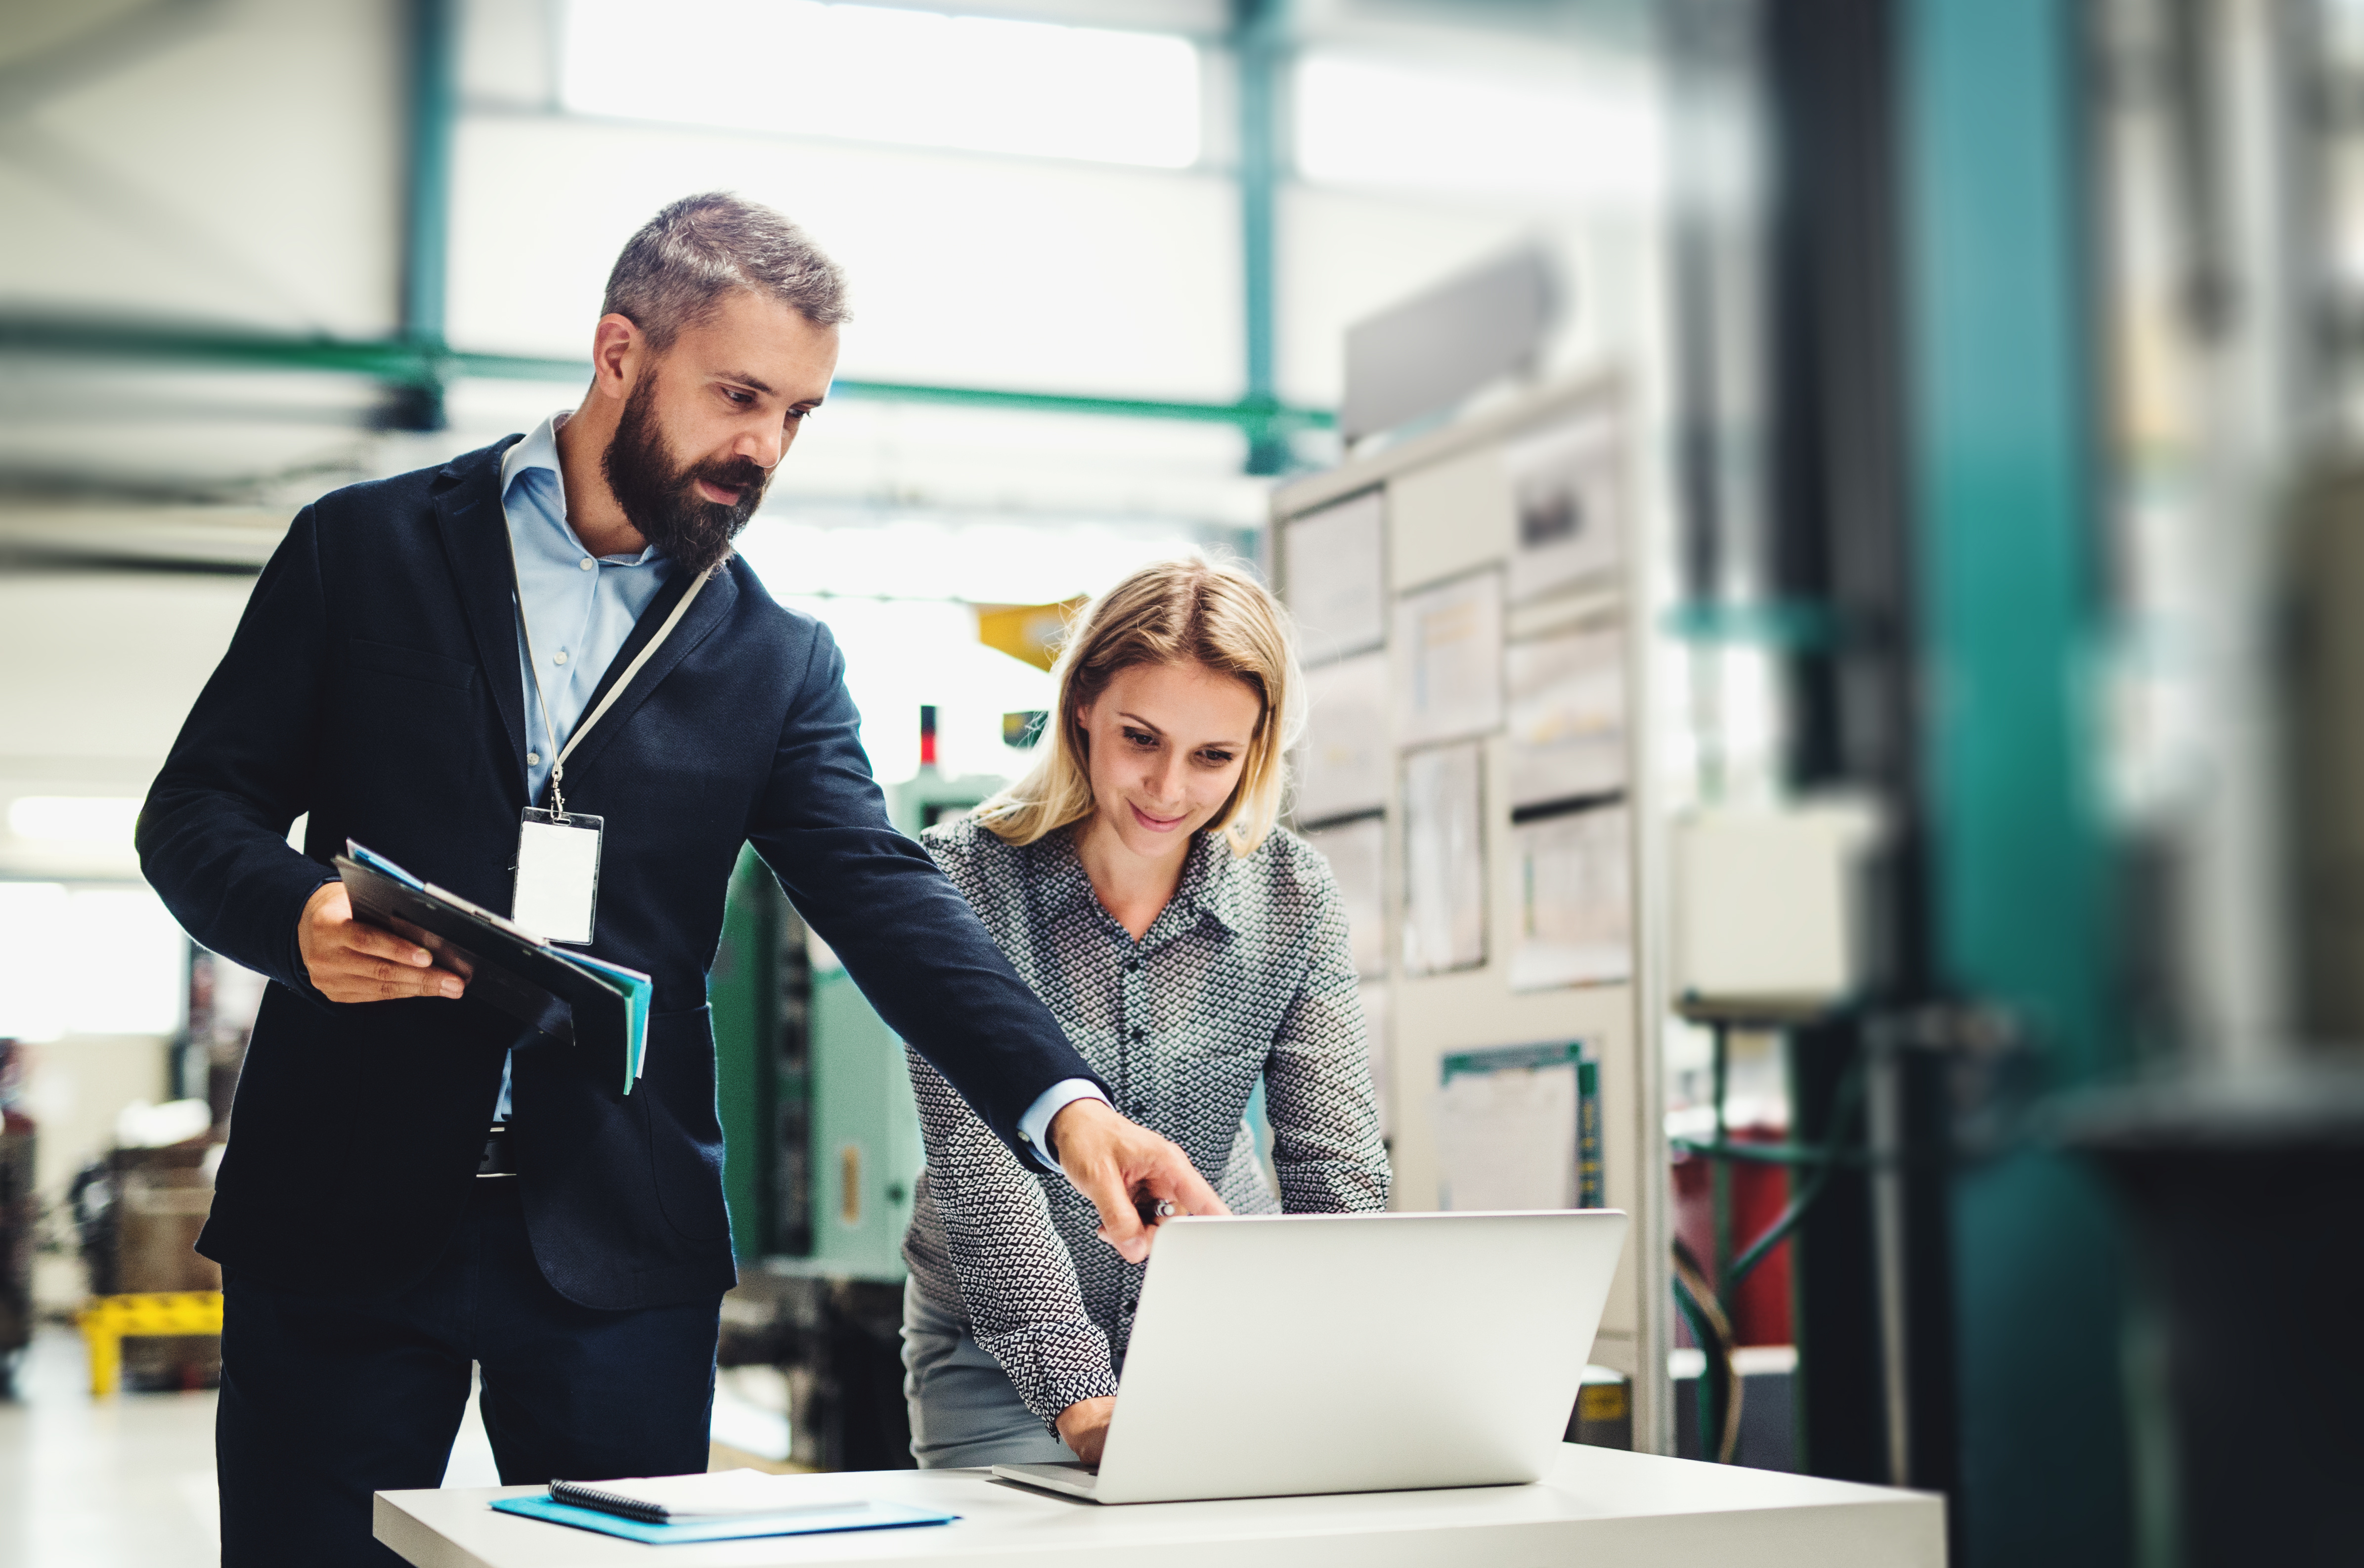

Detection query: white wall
xmin=0 ymin=0 xmax=404 ymax=335
xmin=0 ymin=571 xmax=257 ymax=882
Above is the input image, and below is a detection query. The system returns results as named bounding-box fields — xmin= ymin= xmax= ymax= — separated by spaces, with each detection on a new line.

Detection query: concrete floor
xmin=0 ymin=1327 xmax=512 ymax=1568
xmin=0 ymin=1328 xmax=226 ymax=1568
xmin=0 ymin=1326 xmax=797 ymax=1567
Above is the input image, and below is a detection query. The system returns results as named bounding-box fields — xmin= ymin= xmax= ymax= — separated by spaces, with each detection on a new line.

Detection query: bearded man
xmin=137 ymin=192 xmax=1218 ymax=1567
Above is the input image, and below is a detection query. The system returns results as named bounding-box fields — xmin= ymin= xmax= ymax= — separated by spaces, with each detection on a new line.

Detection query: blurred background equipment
xmin=0 ymin=1040 xmax=33 ymax=1397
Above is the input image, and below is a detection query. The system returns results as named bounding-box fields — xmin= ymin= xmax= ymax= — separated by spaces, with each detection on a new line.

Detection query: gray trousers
xmin=900 ymin=1278 xmax=1082 ymax=1469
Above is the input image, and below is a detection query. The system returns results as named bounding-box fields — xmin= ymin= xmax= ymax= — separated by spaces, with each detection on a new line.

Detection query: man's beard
xmin=600 ymin=375 xmax=772 ymax=575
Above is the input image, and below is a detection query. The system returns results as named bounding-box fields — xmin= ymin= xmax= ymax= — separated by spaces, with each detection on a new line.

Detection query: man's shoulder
xmin=716 ymin=553 xmax=827 ymax=652
xmin=306 ymin=436 xmax=518 ymax=530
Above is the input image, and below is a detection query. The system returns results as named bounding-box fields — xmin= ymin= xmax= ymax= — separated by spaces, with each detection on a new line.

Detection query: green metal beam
xmin=0 ymin=314 xmax=1334 ymax=434
xmin=1903 ymin=1 xmax=2130 ymax=1564
xmin=396 ymin=0 xmax=458 ymax=430
xmin=1233 ymin=0 xmax=1291 ymax=474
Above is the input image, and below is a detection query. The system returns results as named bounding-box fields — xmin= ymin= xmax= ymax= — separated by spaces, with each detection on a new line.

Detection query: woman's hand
xmin=1055 ymin=1396 xmax=1117 ymax=1466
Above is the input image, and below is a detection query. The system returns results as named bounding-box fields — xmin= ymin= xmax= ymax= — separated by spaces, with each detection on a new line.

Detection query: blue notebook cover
xmin=489 ymin=1493 xmax=958 ymax=1543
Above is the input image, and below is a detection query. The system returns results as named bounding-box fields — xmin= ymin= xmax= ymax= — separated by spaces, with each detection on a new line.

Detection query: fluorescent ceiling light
xmin=562 ymin=0 xmax=1202 ymax=169
xmin=1294 ymin=53 xmax=1658 ymax=205
xmin=8 ymin=795 xmax=141 ymax=845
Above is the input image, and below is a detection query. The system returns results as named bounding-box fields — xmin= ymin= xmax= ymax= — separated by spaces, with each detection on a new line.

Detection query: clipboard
xmin=335 ymin=840 xmax=653 ymax=1094
xmin=488 ymin=1493 xmax=958 ymax=1543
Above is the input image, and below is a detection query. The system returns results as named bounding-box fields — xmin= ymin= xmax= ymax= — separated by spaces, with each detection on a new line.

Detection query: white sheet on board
xmin=1509 ymin=804 xmax=1631 ymax=992
xmin=1505 ymin=412 xmax=1624 ymax=603
xmin=1296 ymin=651 xmax=1390 ymax=823
xmin=1394 ymin=571 xmax=1503 ymax=747
xmin=1506 ymin=625 xmax=1626 ymax=808
xmin=1285 ymin=490 xmax=1387 ymax=664
xmin=1401 ymin=740 xmax=1486 ymax=976
xmin=1437 ymin=1056 xmax=1580 ymax=1211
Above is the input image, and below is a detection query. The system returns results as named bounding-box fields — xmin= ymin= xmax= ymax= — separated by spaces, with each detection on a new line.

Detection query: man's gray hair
xmin=602 ymin=192 xmax=850 ymax=348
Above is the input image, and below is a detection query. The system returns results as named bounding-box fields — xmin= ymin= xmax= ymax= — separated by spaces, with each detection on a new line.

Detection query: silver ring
xmin=1154 ymin=1200 xmax=1179 ymax=1220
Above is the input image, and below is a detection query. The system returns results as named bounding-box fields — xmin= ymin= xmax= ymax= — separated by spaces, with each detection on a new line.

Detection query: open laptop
xmin=992 ymin=1208 xmax=1629 ymax=1505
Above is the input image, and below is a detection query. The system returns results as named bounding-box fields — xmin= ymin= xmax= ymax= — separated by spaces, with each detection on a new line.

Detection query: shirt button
xmin=527 ymin=751 xmax=541 ymax=766
xmin=553 ymin=650 xmax=569 ymax=666
xmin=1130 ymin=1027 xmax=1144 ymax=1042
xmin=578 ymin=557 xmax=596 ymax=571
xmin=1125 ymin=958 xmax=1139 ymax=972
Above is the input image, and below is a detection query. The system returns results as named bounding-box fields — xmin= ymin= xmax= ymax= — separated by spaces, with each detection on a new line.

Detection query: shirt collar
xmin=501 ymin=411 xmax=666 ymax=569
xmin=1028 ymin=824 xmax=1242 ymax=943
xmin=500 ymin=411 xmax=566 ymax=499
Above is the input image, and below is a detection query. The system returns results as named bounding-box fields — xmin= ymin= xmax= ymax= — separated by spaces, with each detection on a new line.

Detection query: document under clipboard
xmin=334 ymin=840 xmax=653 ymax=1095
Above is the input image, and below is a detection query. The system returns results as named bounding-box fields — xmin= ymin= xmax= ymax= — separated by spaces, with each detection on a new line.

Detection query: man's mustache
xmin=688 ymin=454 xmax=769 ymax=500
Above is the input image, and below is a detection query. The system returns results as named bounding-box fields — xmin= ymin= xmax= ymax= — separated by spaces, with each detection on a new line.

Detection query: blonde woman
xmin=899 ymin=555 xmax=1390 ymax=1469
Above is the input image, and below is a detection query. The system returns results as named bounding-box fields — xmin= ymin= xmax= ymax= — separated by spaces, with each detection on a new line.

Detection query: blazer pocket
xmin=348 ymin=637 xmax=480 ymax=693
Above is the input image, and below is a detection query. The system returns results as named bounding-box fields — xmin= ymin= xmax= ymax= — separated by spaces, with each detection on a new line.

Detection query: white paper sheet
xmin=1506 ymin=625 xmax=1626 ymax=808
xmin=1284 ymin=490 xmax=1387 ymax=664
xmin=1401 ymin=741 xmax=1486 ymax=975
xmin=1504 ymin=412 xmax=1624 ymax=603
xmin=1295 ymin=651 xmax=1390 ymax=823
xmin=1302 ymin=813 xmax=1387 ymax=979
xmin=1509 ymin=804 xmax=1631 ymax=992
xmin=1437 ymin=1050 xmax=1580 ymax=1211
xmin=1394 ymin=570 xmax=1503 ymax=747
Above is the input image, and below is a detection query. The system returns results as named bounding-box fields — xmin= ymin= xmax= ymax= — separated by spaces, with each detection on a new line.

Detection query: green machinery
xmin=710 ymin=745 xmax=1013 ymax=1278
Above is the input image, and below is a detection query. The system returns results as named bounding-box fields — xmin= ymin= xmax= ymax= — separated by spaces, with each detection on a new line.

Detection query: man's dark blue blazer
xmin=138 ymin=436 xmax=1101 ymax=1312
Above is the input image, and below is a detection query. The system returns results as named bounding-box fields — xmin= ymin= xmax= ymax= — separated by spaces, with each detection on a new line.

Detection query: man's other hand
xmin=1051 ymin=1097 xmax=1227 ymax=1264
xmin=1055 ymin=1396 xmax=1116 ymax=1467
xmin=298 ymin=882 xmax=466 ymax=1002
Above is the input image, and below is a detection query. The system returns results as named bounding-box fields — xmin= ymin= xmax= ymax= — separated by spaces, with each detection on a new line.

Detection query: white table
xmin=376 ymin=1446 xmax=1945 ymax=1567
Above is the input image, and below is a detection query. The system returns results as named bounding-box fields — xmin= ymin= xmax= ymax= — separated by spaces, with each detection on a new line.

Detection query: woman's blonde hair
xmin=973 ymin=553 xmax=1304 ymax=857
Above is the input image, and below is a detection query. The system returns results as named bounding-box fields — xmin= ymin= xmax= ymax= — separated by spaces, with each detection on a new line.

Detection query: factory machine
xmin=707 ymin=708 xmax=1012 ymax=1469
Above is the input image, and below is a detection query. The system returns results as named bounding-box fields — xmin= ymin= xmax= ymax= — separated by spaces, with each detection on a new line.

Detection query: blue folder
xmin=490 ymin=1493 xmax=958 ymax=1543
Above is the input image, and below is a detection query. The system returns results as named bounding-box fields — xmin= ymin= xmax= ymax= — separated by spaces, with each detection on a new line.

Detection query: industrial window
xmin=1293 ymin=52 xmax=1657 ymax=205
xmin=560 ymin=0 xmax=1203 ymax=170
xmin=0 ymin=882 xmax=186 ymax=1041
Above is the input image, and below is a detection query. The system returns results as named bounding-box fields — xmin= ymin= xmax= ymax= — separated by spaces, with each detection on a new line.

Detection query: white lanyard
xmin=506 ymin=528 xmax=711 ymax=819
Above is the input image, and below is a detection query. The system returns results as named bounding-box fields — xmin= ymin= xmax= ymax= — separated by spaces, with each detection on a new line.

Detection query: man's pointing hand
xmin=1051 ymin=1097 xmax=1228 ymax=1263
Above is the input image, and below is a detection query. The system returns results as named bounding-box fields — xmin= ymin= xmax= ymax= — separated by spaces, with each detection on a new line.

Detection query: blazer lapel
xmin=434 ymin=440 xmax=530 ymax=801
xmin=559 ymin=556 xmax=740 ymax=784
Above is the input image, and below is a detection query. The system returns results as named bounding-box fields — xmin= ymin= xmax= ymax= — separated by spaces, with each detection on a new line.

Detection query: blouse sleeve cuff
xmin=971 ymin=1321 xmax=1123 ymax=1432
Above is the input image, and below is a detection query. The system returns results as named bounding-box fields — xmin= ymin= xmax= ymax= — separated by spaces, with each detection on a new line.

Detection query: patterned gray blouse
xmin=901 ymin=815 xmax=1391 ymax=1429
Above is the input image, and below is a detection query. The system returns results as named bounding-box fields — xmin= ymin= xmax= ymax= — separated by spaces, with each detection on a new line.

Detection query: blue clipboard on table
xmin=489 ymin=1493 xmax=959 ymax=1543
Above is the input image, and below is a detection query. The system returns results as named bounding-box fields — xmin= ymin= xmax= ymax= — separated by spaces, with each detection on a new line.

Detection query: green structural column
xmin=1902 ymin=1 xmax=2130 ymax=1565
xmin=1233 ymin=0 xmax=1289 ymax=476
xmin=397 ymin=0 xmax=457 ymax=430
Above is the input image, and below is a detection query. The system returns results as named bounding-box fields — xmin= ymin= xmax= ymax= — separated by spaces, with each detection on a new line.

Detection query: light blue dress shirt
xmin=492 ymin=413 xmax=671 ymax=1120
xmin=501 ymin=414 xmax=675 ymax=807
xmin=490 ymin=415 xmax=1102 ymax=1163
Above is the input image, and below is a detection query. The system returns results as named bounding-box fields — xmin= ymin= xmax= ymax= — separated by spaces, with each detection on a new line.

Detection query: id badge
xmin=515 ymin=808 xmax=603 ymax=944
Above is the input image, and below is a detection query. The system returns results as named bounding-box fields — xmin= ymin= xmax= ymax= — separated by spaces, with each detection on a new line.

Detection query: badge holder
xmin=503 ymin=532 xmax=711 ymax=949
xmin=515 ymin=804 xmax=602 ymax=945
